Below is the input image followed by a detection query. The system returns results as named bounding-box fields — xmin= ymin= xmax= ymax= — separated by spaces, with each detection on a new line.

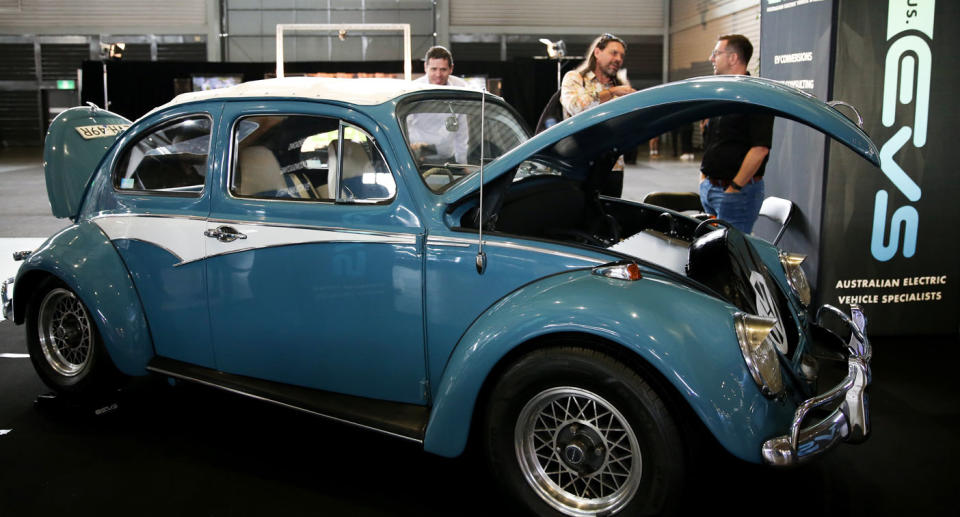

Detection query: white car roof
xmin=157 ymin=77 xmax=471 ymax=110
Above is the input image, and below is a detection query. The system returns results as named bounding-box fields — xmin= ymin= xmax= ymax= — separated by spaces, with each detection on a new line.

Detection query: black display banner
xmin=758 ymin=0 xmax=835 ymax=292
xmin=823 ymin=0 xmax=958 ymax=335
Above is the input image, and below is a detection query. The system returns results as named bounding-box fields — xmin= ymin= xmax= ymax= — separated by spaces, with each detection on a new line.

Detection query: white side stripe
xmin=0 ymin=353 xmax=29 ymax=358
xmin=95 ymin=216 xmax=207 ymax=264
xmin=93 ymin=215 xmax=417 ymax=266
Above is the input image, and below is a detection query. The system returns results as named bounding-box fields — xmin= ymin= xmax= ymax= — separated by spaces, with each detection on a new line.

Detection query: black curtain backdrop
xmin=81 ymin=59 xmax=561 ymax=131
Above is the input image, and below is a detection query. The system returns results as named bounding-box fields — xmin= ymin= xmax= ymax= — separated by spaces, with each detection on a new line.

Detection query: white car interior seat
xmin=237 ymin=145 xmax=315 ymax=199
xmin=328 ymin=139 xmax=375 ymax=200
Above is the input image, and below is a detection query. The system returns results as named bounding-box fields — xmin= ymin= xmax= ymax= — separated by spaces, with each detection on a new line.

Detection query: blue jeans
xmin=699 ymin=178 xmax=764 ymax=233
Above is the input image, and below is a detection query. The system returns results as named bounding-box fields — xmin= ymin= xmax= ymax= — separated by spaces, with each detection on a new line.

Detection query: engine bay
xmin=453 ymin=172 xmax=703 ymax=275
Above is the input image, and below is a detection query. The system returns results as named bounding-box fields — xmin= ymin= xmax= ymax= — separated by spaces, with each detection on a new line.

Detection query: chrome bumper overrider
xmin=1 ymin=277 xmax=13 ymax=321
xmin=762 ymin=304 xmax=871 ymax=466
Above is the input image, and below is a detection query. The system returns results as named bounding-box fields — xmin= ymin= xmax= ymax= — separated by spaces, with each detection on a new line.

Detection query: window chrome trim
xmin=226 ymin=113 xmax=398 ymax=206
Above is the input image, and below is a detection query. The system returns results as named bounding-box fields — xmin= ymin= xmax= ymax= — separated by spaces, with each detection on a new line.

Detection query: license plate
xmin=74 ymin=124 xmax=130 ymax=140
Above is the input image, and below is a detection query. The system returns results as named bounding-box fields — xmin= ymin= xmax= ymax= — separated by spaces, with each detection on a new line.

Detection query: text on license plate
xmin=74 ymin=124 xmax=130 ymax=140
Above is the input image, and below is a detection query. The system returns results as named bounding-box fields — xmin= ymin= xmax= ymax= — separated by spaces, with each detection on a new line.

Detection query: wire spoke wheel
xmin=36 ymin=288 xmax=94 ymax=377
xmin=515 ymin=386 xmax=642 ymax=516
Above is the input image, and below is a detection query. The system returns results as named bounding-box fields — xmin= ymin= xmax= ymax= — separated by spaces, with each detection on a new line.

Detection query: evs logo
xmin=871 ymin=0 xmax=935 ymax=261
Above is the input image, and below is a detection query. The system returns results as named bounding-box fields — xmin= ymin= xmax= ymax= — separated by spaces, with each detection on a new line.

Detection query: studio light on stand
xmin=537 ymin=38 xmax=567 ymax=90
xmin=99 ymin=42 xmax=125 ymax=110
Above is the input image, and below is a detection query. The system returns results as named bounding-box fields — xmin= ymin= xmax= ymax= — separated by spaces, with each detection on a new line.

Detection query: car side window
xmin=331 ymin=123 xmax=396 ymax=203
xmin=114 ymin=115 xmax=212 ymax=195
xmin=231 ymin=115 xmax=395 ymax=204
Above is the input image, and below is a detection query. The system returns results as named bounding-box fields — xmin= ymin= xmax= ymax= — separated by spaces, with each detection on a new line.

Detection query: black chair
xmin=642 ymin=191 xmax=704 ymax=213
xmin=534 ymin=90 xmax=563 ymax=134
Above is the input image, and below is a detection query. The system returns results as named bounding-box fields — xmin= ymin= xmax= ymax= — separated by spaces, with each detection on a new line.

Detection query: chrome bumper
xmin=1 ymin=276 xmax=13 ymax=321
xmin=761 ymin=304 xmax=871 ymax=467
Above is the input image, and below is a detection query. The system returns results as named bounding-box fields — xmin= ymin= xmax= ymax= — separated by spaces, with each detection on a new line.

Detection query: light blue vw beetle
xmin=2 ymin=75 xmax=874 ymax=516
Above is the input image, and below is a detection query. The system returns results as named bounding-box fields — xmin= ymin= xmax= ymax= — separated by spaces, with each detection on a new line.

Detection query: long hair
xmin=575 ymin=33 xmax=627 ymax=85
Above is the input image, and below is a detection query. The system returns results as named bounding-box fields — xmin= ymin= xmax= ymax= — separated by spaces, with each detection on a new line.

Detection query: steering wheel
xmin=694 ymin=217 xmax=733 ymax=237
xmin=422 ymin=167 xmax=454 ymax=182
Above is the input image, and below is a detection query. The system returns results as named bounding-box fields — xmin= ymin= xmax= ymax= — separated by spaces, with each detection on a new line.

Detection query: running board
xmin=147 ymin=357 xmax=428 ymax=443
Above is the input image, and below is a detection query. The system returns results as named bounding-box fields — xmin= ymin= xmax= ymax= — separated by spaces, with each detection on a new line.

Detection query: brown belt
xmin=707 ymin=176 xmax=762 ymax=188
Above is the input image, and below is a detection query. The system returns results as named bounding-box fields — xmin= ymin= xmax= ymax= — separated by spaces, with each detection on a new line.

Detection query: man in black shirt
xmin=699 ymin=34 xmax=773 ymax=233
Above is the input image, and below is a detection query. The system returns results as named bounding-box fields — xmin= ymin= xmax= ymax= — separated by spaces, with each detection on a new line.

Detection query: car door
xmin=95 ymin=107 xmax=219 ymax=368
xmin=204 ymin=101 xmax=427 ymax=405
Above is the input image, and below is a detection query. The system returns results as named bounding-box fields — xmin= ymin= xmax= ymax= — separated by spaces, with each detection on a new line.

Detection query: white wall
xmin=669 ymin=0 xmax=761 ymax=80
xmin=450 ymin=0 xmax=665 ymax=35
xmin=0 ymin=0 xmax=210 ymax=34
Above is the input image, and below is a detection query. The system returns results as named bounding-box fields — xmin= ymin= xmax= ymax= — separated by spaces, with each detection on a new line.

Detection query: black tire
xmin=25 ymin=278 xmax=120 ymax=395
xmin=484 ymin=346 xmax=684 ymax=516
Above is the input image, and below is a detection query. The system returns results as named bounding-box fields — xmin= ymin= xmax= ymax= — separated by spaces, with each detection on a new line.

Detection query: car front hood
xmin=442 ymin=75 xmax=880 ymax=206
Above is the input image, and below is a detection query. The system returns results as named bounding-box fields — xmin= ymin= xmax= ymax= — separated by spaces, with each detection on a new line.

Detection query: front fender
xmin=423 ymin=270 xmax=795 ymax=462
xmin=13 ymin=223 xmax=153 ymax=375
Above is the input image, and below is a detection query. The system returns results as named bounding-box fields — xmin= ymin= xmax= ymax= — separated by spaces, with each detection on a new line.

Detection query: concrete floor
xmin=0 ymin=147 xmax=70 ymax=239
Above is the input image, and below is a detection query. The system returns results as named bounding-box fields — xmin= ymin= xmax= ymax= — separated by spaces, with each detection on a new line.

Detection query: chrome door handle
xmin=204 ymin=225 xmax=247 ymax=243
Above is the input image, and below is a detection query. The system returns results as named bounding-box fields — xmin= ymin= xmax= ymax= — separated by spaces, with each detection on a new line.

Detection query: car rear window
xmin=113 ymin=115 xmax=211 ymax=196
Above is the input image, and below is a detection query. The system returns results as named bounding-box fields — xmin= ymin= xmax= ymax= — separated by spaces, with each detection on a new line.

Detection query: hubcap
xmin=515 ymin=387 xmax=642 ymax=516
xmin=37 ymin=288 xmax=93 ymax=376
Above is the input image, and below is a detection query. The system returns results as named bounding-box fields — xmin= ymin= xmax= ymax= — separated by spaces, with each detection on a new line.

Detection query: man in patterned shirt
xmin=560 ymin=33 xmax=636 ymax=196
xmin=560 ymin=33 xmax=635 ymax=119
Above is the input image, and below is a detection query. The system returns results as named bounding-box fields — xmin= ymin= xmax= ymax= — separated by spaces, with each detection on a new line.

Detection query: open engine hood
xmin=442 ymin=75 xmax=880 ymax=206
xmin=44 ymin=105 xmax=131 ymax=219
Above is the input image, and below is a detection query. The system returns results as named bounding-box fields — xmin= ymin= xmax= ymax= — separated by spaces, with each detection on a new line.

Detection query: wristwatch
xmin=729 ymin=181 xmax=743 ymax=191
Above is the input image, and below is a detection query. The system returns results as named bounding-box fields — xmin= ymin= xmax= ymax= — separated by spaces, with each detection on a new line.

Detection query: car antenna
xmin=475 ymin=87 xmax=487 ymax=275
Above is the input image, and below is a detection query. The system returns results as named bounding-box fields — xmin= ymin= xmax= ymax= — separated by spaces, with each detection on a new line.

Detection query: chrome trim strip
xmin=92 ymin=213 xmax=418 ymax=268
xmin=146 ymin=364 xmax=423 ymax=444
xmin=90 ymin=213 xmax=416 ymax=244
xmin=175 ymin=236 xmax=417 ymax=267
xmin=206 ymin=217 xmax=418 ymax=243
xmin=427 ymin=235 xmax=606 ymax=264
xmin=426 ymin=236 xmax=472 ymax=248
xmin=762 ymin=304 xmax=871 ymax=466
xmin=91 ymin=212 xmax=207 ymax=222
xmin=93 ymin=212 xmax=418 ymax=243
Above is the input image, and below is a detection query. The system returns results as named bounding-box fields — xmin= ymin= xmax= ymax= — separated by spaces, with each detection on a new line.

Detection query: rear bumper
xmin=1 ymin=277 xmax=13 ymax=321
xmin=761 ymin=304 xmax=871 ymax=466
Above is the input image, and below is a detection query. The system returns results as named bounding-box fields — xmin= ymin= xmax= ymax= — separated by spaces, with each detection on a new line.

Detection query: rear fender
xmin=13 ymin=223 xmax=153 ymax=375
xmin=423 ymin=270 xmax=795 ymax=463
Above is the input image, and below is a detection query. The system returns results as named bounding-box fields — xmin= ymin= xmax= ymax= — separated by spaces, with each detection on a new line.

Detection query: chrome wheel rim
xmin=515 ymin=386 xmax=642 ymax=516
xmin=37 ymin=288 xmax=93 ymax=377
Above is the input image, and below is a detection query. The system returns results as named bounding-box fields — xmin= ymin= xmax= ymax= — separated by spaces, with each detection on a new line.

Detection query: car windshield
xmin=398 ymin=97 xmax=528 ymax=193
